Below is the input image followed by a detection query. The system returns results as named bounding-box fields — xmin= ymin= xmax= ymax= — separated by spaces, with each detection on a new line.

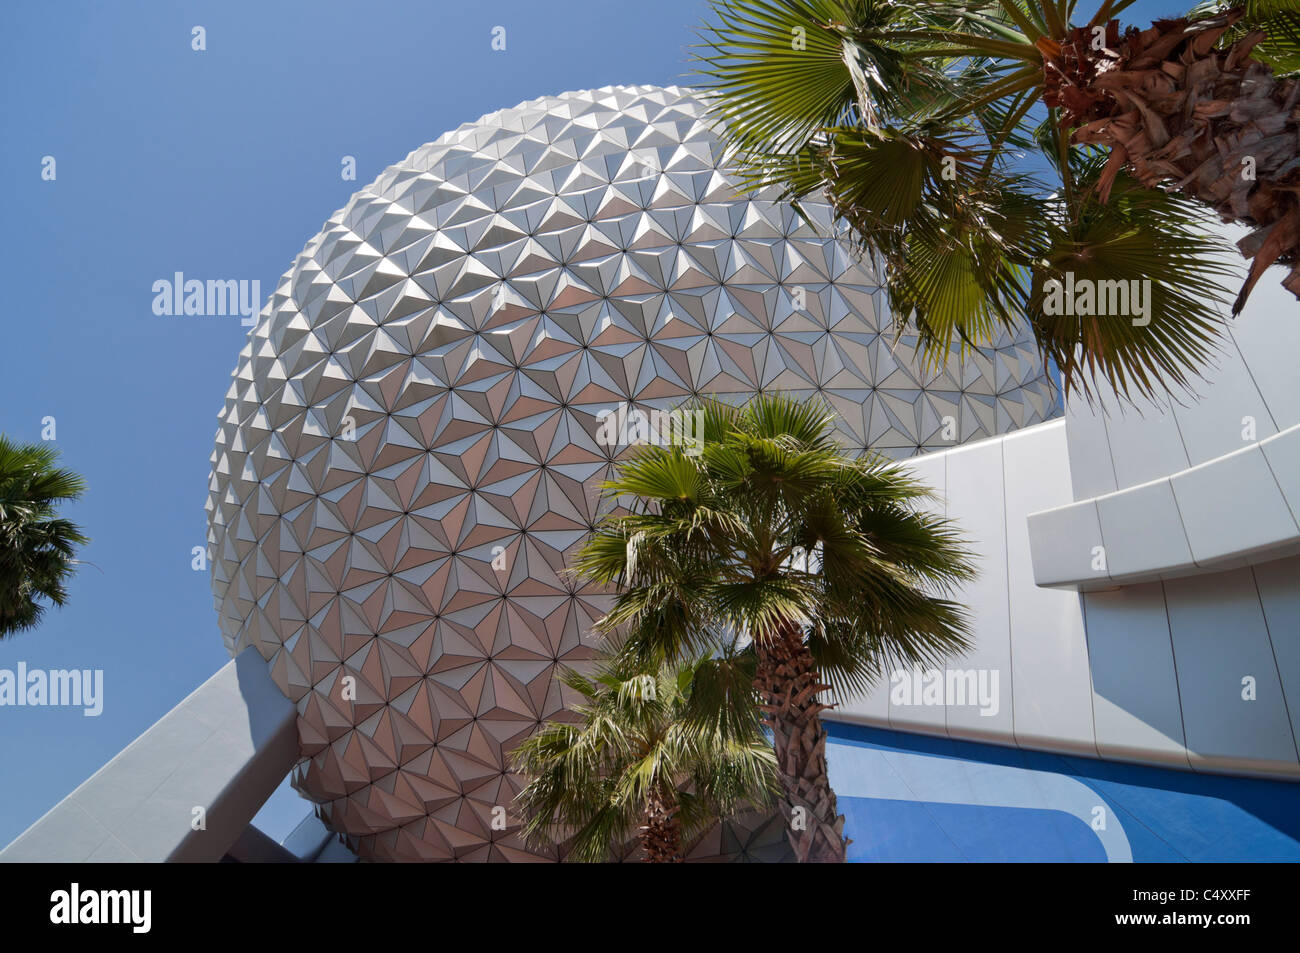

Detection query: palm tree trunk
xmin=1045 ymin=11 xmax=1300 ymax=311
xmin=638 ymin=790 xmax=684 ymax=862
xmin=752 ymin=619 xmax=847 ymax=862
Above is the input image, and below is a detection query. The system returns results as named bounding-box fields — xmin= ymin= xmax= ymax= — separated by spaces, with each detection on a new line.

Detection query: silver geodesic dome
xmin=206 ymin=84 xmax=1057 ymax=861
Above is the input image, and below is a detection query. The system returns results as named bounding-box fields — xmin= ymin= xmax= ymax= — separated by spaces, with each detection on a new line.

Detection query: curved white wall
xmin=830 ymin=263 xmax=1300 ymax=782
xmin=1031 ymin=264 xmax=1300 ymax=589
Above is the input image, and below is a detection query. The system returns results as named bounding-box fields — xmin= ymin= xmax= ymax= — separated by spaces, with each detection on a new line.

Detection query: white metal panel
xmin=884 ymin=450 xmax=950 ymax=737
xmin=1098 ymin=393 xmax=1191 ymax=492
xmin=1164 ymin=570 xmax=1300 ymax=777
xmin=1260 ymin=424 xmax=1300 ymax=524
xmin=1170 ymin=339 xmax=1276 ymax=466
xmin=1064 ymin=399 xmax=1116 ymax=499
xmin=1094 ymin=478 xmax=1196 ymax=581
xmin=1252 ymin=555 xmax=1300 ymax=754
xmin=1084 ymin=584 xmax=1190 ymax=769
xmin=942 ymin=438 xmax=1014 ymax=744
xmin=1171 ymin=444 xmax=1299 ymax=566
xmin=1227 ymin=281 xmax=1300 ymax=430
xmin=1027 ymin=499 xmax=1109 ymax=587
xmin=1003 ymin=422 xmax=1097 ymax=755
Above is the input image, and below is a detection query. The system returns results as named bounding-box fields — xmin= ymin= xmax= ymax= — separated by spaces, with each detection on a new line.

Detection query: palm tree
xmin=571 ymin=395 xmax=977 ymax=862
xmin=0 ymin=435 xmax=87 ymax=638
xmin=512 ymin=653 xmax=778 ymax=862
xmin=695 ymin=0 xmax=1300 ymax=399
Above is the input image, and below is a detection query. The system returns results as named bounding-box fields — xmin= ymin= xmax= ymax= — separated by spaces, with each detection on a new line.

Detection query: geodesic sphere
xmin=206 ymin=85 xmax=1055 ymax=861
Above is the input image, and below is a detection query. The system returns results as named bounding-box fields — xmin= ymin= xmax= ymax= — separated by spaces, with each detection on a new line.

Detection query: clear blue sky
xmin=0 ymin=0 xmax=1189 ymax=847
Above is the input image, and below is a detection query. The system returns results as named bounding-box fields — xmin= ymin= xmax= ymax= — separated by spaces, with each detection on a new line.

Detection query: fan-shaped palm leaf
xmin=0 ymin=435 xmax=88 ymax=638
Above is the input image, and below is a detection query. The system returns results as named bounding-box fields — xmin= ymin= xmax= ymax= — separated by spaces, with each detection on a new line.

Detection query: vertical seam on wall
xmin=1227 ymin=319 xmax=1281 ymax=434
xmin=1258 ymin=441 xmax=1300 ymax=532
xmin=1072 ymin=410 xmax=1107 ymax=760
xmin=1165 ymin=397 xmax=1195 ymax=476
xmin=942 ymin=448 xmax=951 ymax=740
xmin=1251 ymin=566 xmax=1300 ymax=766
xmin=1078 ymin=591 xmax=1103 ymax=760
xmin=1001 ymin=436 xmax=1015 ymax=750
xmin=1160 ymin=581 xmax=1194 ymax=771
xmin=1163 ymin=479 xmax=1201 ymax=570
xmin=1092 ymin=498 xmax=1112 ymax=585
xmin=1104 ymin=391 xmax=1192 ymax=492
xmin=1099 ymin=407 xmax=1122 ymax=494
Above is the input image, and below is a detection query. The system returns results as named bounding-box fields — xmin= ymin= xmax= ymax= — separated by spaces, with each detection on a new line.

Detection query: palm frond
xmin=512 ymin=651 xmax=776 ymax=861
xmin=694 ymin=0 xmax=1273 ymax=401
xmin=0 ymin=434 xmax=88 ymax=637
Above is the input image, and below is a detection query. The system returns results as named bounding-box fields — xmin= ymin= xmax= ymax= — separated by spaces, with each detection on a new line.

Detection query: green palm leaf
xmin=694 ymin=0 xmax=1273 ymax=401
xmin=0 ymin=435 xmax=88 ymax=638
xmin=512 ymin=652 xmax=777 ymax=862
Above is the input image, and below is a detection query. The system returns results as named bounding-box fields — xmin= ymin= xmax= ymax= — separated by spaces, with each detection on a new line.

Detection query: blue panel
xmin=826 ymin=722 xmax=1300 ymax=862
xmin=841 ymin=798 xmax=966 ymax=862
xmin=843 ymin=797 xmax=1105 ymax=862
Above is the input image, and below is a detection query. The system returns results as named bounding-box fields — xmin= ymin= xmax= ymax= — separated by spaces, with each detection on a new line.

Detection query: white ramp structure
xmin=0 ymin=649 xmax=300 ymax=862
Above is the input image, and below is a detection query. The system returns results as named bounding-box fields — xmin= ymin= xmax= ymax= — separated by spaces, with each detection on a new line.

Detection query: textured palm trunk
xmin=752 ymin=618 xmax=847 ymax=862
xmin=1043 ymin=10 xmax=1300 ymax=311
xmin=638 ymin=790 xmax=684 ymax=863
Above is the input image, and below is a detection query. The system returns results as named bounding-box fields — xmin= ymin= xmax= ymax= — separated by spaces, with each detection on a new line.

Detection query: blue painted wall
xmin=827 ymin=722 xmax=1300 ymax=862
